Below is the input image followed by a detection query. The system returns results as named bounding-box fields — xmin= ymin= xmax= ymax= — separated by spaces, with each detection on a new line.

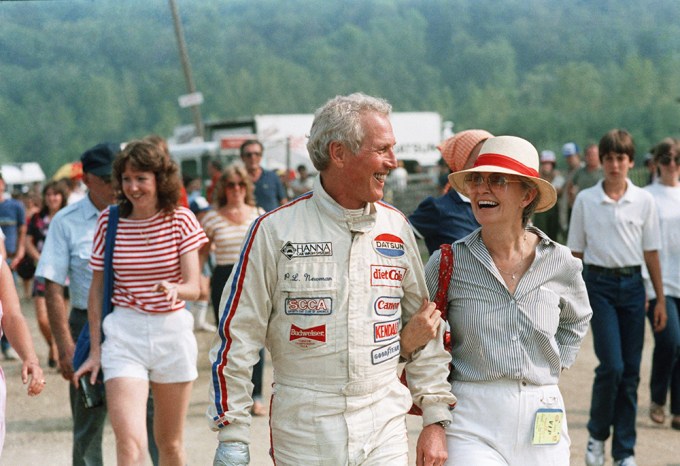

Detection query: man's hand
xmin=416 ymin=423 xmax=448 ymax=466
xmin=651 ymin=298 xmax=667 ymax=333
xmin=401 ymin=299 xmax=440 ymax=356
xmin=57 ymin=339 xmax=76 ymax=381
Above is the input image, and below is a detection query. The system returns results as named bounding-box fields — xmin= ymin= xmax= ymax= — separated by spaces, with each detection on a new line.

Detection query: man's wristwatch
xmin=435 ymin=420 xmax=451 ymax=429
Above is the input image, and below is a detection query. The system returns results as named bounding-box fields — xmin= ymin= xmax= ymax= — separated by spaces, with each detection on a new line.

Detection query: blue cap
xmin=561 ymin=142 xmax=580 ymax=157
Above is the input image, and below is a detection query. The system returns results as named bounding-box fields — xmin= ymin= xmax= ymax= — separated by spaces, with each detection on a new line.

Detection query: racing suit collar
xmin=313 ymin=176 xmax=377 ymax=234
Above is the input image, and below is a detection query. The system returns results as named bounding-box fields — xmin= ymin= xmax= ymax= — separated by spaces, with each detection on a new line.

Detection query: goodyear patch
xmin=371 ymin=340 xmax=401 ymax=365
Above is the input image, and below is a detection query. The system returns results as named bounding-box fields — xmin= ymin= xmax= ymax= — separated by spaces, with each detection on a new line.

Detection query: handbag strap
xmin=101 ymin=205 xmax=119 ymax=322
xmin=434 ymin=243 xmax=453 ymax=321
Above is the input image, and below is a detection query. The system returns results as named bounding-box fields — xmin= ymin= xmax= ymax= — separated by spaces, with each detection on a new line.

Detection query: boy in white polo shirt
xmin=568 ymin=129 xmax=667 ymax=466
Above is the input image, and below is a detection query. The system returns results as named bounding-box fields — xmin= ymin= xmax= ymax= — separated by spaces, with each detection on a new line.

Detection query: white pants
xmin=445 ymin=379 xmax=570 ymax=466
xmin=270 ymin=378 xmax=411 ymax=466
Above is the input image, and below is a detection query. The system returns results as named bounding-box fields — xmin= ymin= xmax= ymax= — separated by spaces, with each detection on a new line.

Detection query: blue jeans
xmin=647 ymin=296 xmax=680 ymax=415
xmin=585 ymin=269 xmax=645 ymax=461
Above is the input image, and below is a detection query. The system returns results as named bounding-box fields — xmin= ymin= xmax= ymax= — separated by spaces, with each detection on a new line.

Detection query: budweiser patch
xmin=289 ymin=324 xmax=326 ymax=349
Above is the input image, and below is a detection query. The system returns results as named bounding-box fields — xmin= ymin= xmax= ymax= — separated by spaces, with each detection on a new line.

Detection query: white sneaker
xmin=585 ymin=436 xmax=605 ymax=466
xmin=614 ymin=457 xmax=637 ymax=466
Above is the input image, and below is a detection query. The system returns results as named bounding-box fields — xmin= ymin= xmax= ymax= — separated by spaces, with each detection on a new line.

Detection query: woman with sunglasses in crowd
xmin=199 ymin=164 xmax=266 ymax=415
xmin=644 ymin=138 xmax=680 ymax=431
xmin=422 ymin=135 xmax=592 ymax=465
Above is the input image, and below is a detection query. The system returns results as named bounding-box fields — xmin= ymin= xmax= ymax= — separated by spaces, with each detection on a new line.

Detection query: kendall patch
xmin=281 ymin=241 xmax=333 ymax=260
xmin=370 ymin=265 xmax=406 ymax=288
xmin=371 ymin=340 xmax=401 ymax=365
xmin=289 ymin=324 xmax=326 ymax=349
xmin=373 ymin=233 xmax=405 ymax=258
xmin=374 ymin=296 xmax=401 ymax=316
xmin=285 ymin=297 xmax=332 ymax=315
xmin=374 ymin=319 xmax=400 ymax=342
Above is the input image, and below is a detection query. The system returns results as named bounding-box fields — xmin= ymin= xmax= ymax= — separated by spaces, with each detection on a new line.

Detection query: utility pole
xmin=168 ymin=0 xmax=205 ymax=140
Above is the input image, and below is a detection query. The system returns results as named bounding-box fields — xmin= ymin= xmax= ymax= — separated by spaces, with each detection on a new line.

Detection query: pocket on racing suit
xmin=278 ymin=260 xmax=338 ymax=354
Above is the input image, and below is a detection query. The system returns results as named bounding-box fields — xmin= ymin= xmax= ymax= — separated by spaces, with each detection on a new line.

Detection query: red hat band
xmin=473 ymin=153 xmax=539 ymax=178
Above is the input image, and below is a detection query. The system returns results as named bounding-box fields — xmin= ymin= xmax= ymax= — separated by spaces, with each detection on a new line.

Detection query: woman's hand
xmin=23 ymin=360 xmax=46 ymax=397
xmin=401 ymin=299 xmax=441 ymax=357
xmin=72 ymin=353 xmax=101 ymax=389
xmin=154 ymin=280 xmax=179 ymax=307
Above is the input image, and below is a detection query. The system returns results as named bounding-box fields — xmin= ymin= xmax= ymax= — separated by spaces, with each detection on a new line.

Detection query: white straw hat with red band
xmin=448 ymin=135 xmax=557 ymax=213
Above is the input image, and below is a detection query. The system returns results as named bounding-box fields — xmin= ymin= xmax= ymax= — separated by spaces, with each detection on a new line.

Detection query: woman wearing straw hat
xmin=424 ymin=135 xmax=592 ymax=465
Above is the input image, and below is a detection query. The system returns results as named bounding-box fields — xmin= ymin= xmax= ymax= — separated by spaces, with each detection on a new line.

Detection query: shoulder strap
xmin=434 ymin=243 xmax=453 ymax=321
xmin=101 ymin=205 xmax=119 ymax=322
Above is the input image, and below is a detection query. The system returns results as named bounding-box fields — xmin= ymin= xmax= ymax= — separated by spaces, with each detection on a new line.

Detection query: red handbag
xmin=400 ymin=244 xmax=453 ymax=415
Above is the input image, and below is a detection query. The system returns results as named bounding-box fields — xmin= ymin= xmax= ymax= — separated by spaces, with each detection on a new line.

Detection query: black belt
xmin=586 ymin=265 xmax=641 ymax=277
xmin=72 ymin=307 xmax=88 ymax=313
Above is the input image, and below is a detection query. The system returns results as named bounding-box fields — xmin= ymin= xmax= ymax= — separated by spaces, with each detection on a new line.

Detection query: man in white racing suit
xmin=208 ymin=93 xmax=455 ymax=466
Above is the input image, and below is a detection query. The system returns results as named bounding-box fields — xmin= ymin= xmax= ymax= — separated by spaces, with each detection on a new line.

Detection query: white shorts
xmin=445 ymin=379 xmax=570 ymax=466
xmin=101 ymin=306 xmax=198 ymax=384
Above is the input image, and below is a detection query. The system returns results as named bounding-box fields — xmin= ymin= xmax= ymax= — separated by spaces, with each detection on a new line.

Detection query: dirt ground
xmin=3 ymin=298 xmax=680 ymax=465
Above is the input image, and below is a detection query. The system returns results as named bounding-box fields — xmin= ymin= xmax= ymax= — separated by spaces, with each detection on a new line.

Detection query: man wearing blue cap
xmin=36 ymin=143 xmax=159 ymax=466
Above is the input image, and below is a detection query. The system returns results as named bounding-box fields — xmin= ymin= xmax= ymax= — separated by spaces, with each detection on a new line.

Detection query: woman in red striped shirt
xmin=74 ymin=140 xmax=207 ymax=466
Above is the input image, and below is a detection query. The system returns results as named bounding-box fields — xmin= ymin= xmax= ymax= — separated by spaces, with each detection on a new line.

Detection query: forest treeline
xmin=1 ymin=0 xmax=680 ymax=176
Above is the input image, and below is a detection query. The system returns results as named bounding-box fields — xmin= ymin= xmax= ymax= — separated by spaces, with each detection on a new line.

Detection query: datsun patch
xmin=371 ymin=340 xmax=401 ymax=365
xmin=374 ymin=319 xmax=400 ymax=343
xmin=374 ymin=296 xmax=401 ymax=316
xmin=373 ymin=233 xmax=406 ymax=258
xmin=370 ymin=265 xmax=406 ymax=288
xmin=285 ymin=297 xmax=332 ymax=315
xmin=289 ymin=324 xmax=326 ymax=349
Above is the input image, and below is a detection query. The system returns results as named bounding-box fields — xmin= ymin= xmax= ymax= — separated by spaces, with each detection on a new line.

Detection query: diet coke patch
xmin=373 ymin=233 xmax=406 ymax=258
xmin=289 ymin=324 xmax=327 ymax=349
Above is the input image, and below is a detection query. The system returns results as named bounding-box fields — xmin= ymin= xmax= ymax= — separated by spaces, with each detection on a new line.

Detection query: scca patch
xmin=373 ymin=233 xmax=405 ymax=258
xmin=374 ymin=296 xmax=401 ymax=316
xmin=370 ymin=265 xmax=406 ymax=288
xmin=289 ymin=324 xmax=326 ymax=349
xmin=280 ymin=241 xmax=333 ymax=260
xmin=374 ymin=319 xmax=400 ymax=343
xmin=371 ymin=340 xmax=400 ymax=365
xmin=285 ymin=297 xmax=332 ymax=315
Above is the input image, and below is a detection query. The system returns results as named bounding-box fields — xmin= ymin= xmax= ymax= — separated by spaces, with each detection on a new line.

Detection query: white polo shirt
xmin=567 ymin=179 xmax=661 ymax=268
